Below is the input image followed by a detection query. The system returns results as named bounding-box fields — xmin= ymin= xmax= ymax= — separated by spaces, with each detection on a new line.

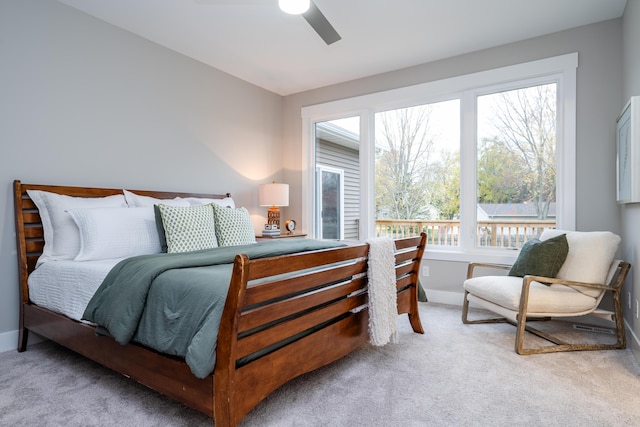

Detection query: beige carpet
xmin=2 ymin=303 xmax=640 ymax=426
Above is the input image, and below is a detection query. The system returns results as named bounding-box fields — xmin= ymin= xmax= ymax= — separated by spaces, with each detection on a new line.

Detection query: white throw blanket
xmin=367 ymin=237 xmax=398 ymax=346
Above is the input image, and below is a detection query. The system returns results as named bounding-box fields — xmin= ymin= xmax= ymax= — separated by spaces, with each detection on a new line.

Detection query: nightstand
xmin=256 ymin=233 xmax=308 ymax=240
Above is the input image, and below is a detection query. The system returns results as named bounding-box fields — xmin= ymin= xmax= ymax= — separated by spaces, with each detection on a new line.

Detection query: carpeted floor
xmin=2 ymin=303 xmax=640 ymax=426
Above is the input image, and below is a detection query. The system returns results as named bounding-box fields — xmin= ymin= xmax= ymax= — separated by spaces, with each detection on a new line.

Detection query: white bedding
xmin=28 ymin=259 xmax=122 ymax=321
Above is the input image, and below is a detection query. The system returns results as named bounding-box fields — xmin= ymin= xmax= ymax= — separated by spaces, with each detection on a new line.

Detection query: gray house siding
xmin=316 ymin=139 xmax=360 ymax=240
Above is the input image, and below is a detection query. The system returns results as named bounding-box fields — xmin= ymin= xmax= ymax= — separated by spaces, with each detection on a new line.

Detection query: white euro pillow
xmin=27 ymin=190 xmax=127 ymax=266
xmin=123 ymin=189 xmax=190 ymax=207
xmin=185 ymin=196 xmax=235 ymax=209
xmin=67 ymin=207 xmax=162 ymax=261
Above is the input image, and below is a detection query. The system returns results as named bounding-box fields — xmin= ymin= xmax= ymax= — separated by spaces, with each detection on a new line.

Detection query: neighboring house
xmin=477 ymin=202 xmax=556 ymax=221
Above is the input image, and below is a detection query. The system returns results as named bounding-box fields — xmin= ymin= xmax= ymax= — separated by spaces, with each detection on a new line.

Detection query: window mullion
xmin=460 ymin=90 xmax=478 ymax=250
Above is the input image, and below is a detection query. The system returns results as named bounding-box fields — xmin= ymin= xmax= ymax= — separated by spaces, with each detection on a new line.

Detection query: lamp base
xmin=267 ymin=206 xmax=281 ymax=229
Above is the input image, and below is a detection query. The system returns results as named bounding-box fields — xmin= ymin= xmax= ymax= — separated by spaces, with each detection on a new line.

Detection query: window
xmin=476 ymin=82 xmax=557 ymax=248
xmin=313 ymin=118 xmax=361 ymax=240
xmin=374 ymin=100 xmax=461 ymax=245
xmin=302 ymin=54 xmax=577 ymax=263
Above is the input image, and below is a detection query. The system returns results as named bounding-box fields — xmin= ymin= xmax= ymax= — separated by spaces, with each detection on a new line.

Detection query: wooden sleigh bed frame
xmin=14 ymin=180 xmax=427 ymax=426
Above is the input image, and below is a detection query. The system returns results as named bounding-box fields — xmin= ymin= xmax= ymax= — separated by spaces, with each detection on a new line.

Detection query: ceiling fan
xmin=198 ymin=0 xmax=341 ymax=45
xmin=279 ymin=0 xmax=341 ymax=45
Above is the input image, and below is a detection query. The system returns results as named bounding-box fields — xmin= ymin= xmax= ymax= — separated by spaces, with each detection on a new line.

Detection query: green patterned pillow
xmin=508 ymin=233 xmax=569 ymax=280
xmin=212 ymin=205 xmax=256 ymax=246
xmin=157 ymin=204 xmax=218 ymax=253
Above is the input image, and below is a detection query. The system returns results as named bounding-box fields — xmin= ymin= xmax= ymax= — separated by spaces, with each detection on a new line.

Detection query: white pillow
xmin=123 ymin=189 xmax=190 ymax=207
xmin=27 ymin=190 xmax=126 ymax=266
xmin=67 ymin=207 xmax=162 ymax=261
xmin=185 ymin=196 xmax=235 ymax=209
xmin=540 ymin=229 xmax=621 ymax=295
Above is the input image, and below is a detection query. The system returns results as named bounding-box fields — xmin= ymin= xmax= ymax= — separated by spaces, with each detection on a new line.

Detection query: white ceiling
xmin=57 ymin=0 xmax=627 ymax=96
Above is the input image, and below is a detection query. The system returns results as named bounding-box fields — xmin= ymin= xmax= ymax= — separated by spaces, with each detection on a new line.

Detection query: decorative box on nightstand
xmin=256 ymin=233 xmax=307 ymax=240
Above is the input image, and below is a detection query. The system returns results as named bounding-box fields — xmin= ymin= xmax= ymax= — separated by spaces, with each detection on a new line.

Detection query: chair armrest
xmin=467 ymin=262 xmax=511 ymax=279
xmin=522 ymin=275 xmax=609 ymax=291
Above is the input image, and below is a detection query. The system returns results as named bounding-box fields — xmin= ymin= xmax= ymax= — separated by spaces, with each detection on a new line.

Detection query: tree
xmin=375 ymin=106 xmax=435 ymax=219
xmin=478 ymin=138 xmax=530 ymax=204
xmin=479 ymin=84 xmax=556 ymax=218
xmin=427 ymin=150 xmax=460 ymax=219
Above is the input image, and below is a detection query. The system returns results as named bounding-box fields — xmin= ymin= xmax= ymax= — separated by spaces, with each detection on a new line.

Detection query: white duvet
xmin=28 ymin=259 xmax=122 ymax=321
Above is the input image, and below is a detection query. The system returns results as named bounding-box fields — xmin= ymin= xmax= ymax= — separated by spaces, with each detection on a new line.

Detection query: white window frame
xmin=301 ymin=53 xmax=577 ymax=265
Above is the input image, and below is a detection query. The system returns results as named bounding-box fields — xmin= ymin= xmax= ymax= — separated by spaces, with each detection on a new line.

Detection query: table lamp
xmin=259 ymin=182 xmax=289 ymax=234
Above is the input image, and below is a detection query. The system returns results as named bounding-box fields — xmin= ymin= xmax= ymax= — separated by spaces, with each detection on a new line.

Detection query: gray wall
xmin=0 ymin=1 xmax=284 ymax=349
xmin=283 ymin=19 xmax=624 ymax=303
xmin=621 ymin=0 xmax=640 ymax=360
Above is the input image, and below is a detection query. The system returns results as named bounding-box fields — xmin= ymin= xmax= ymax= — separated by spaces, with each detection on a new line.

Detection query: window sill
xmin=423 ymin=247 xmax=518 ymax=265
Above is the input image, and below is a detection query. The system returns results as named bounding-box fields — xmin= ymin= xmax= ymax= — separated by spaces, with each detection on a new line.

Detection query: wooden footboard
xmin=214 ymin=234 xmax=426 ymax=425
xmin=13 ymin=180 xmax=426 ymax=427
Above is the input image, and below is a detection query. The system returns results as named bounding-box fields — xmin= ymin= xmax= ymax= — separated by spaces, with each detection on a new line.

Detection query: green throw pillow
xmin=153 ymin=204 xmax=168 ymax=252
xmin=157 ymin=204 xmax=218 ymax=253
xmin=212 ymin=204 xmax=256 ymax=247
xmin=508 ymin=233 xmax=569 ymax=279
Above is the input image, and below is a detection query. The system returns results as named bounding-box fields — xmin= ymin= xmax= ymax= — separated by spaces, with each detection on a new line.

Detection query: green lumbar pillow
xmin=508 ymin=233 xmax=569 ymax=279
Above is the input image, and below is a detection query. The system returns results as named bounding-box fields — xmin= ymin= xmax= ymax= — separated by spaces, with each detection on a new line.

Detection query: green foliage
xmin=427 ymin=150 xmax=460 ymax=219
xmin=478 ymin=139 xmax=529 ymax=204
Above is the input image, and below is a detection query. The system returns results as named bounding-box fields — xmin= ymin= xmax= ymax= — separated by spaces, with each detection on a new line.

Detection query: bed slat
xmin=395 ymin=262 xmax=415 ymax=278
xmin=236 ymin=292 xmax=368 ymax=360
xmin=23 ymin=226 xmax=43 ymax=239
xmin=394 ymin=235 xmax=424 ymax=250
xmin=396 ymin=274 xmax=415 ymax=290
xmin=246 ymin=245 xmax=368 ymax=280
xmin=395 ymin=248 xmax=420 ymax=264
xmin=239 ymin=276 xmax=366 ymax=333
xmin=243 ymin=259 xmax=367 ymax=306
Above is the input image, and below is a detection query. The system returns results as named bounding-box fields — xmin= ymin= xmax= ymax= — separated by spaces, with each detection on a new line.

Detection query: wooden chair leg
xmin=461 ymin=291 xmax=470 ymax=323
xmin=612 ymin=289 xmax=627 ymax=349
xmin=462 ymin=291 xmax=509 ymax=325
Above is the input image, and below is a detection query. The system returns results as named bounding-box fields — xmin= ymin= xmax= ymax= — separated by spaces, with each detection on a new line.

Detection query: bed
xmin=13 ymin=180 xmax=426 ymax=426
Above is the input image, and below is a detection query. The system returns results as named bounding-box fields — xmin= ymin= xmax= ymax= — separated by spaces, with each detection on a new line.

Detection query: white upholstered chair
xmin=462 ymin=230 xmax=630 ymax=354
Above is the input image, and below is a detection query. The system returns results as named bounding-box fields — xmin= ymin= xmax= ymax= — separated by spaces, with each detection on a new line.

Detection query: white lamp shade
xmin=279 ymin=0 xmax=310 ymax=15
xmin=259 ymin=183 xmax=289 ymax=207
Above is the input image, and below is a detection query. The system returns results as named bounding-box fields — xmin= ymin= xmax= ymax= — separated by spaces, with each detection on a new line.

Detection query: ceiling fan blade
xmin=303 ymin=1 xmax=341 ymax=45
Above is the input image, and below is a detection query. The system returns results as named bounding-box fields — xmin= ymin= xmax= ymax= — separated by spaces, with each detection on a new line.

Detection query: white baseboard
xmin=0 ymin=329 xmax=44 ymax=354
xmin=0 ymin=329 xmax=19 ymax=354
xmin=626 ymin=319 xmax=640 ymax=364
xmin=424 ymin=289 xmax=464 ymax=306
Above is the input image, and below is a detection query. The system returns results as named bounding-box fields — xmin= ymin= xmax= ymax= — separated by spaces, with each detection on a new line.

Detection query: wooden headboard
xmin=13 ymin=180 xmax=231 ymax=304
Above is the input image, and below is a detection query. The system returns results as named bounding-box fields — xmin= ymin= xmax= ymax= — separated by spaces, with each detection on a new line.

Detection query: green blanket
xmin=82 ymin=239 xmax=346 ymax=378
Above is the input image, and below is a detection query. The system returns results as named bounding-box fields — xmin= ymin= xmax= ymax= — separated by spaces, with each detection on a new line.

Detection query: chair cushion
xmin=508 ymin=234 xmax=568 ymax=279
xmin=464 ymin=276 xmax=598 ymax=315
xmin=540 ymin=230 xmax=620 ymax=297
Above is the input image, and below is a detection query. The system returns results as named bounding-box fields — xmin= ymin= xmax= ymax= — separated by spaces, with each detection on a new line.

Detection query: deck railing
xmin=374 ymin=219 xmax=556 ymax=249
